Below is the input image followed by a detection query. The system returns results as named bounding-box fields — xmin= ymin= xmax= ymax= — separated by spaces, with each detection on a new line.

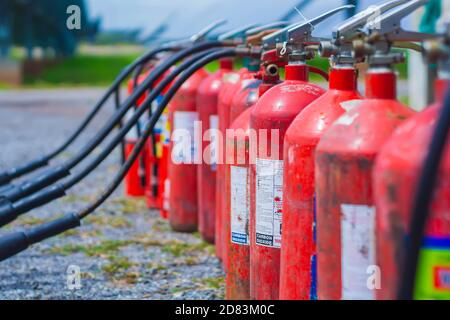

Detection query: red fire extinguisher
xmin=250 ymin=7 xmax=353 ymax=300
xmin=224 ymin=107 xmax=254 ymax=300
xmin=161 ymin=20 xmax=229 ymax=220
xmin=250 ymin=62 xmax=324 ymax=300
xmin=215 ymin=67 xmax=246 ymax=259
xmin=124 ymin=69 xmax=154 ymax=197
xmin=224 ymin=74 xmax=265 ymax=300
xmin=224 ymin=33 xmax=288 ymax=297
xmin=279 ymin=3 xmax=396 ymax=300
xmin=168 ymin=68 xmax=208 ymax=232
xmin=374 ymin=40 xmax=450 ymax=300
xmin=316 ymin=0 xmax=426 ymax=300
xmin=197 ymin=59 xmax=234 ymax=243
xmin=213 ymin=23 xmax=262 ymax=258
xmin=280 ymin=65 xmax=361 ymax=300
xmin=249 ymin=21 xmax=337 ymax=299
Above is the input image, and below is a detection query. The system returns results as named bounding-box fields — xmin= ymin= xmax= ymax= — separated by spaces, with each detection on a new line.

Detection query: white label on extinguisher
xmin=255 ymin=158 xmax=284 ymax=249
xmin=209 ymin=115 xmax=219 ymax=171
xmin=172 ymin=111 xmax=198 ymax=164
xmin=341 ymin=204 xmax=376 ymax=300
xmin=230 ymin=166 xmax=249 ymax=245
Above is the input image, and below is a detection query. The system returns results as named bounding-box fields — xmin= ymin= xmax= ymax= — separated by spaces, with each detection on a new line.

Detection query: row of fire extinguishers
xmin=124 ymin=0 xmax=450 ymax=300
xmin=0 ymin=0 xmax=448 ymax=302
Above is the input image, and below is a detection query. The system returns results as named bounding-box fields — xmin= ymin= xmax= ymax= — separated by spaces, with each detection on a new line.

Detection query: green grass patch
xmin=61 ymin=194 xmax=94 ymax=204
xmin=16 ymin=216 xmax=51 ymax=226
xmin=102 ymin=255 xmax=135 ymax=275
xmin=162 ymin=240 xmax=213 ymax=257
xmin=147 ymin=262 xmax=168 ymax=271
xmin=111 ymin=197 xmax=147 ymax=214
xmin=85 ymin=215 xmax=132 ymax=228
xmin=199 ymin=277 xmax=225 ymax=290
xmin=24 ymin=54 xmax=140 ymax=87
xmin=47 ymin=239 xmax=133 ymax=257
xmin=151 ymin=218 xmax=172 ymax=232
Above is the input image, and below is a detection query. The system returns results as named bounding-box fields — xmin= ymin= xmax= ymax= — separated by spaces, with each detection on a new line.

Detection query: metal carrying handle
xmin=245 ymin=21 xmax=291 ymax=36
xmin=365 ymin=0 xmax=441 ymax=42
xmin=262 ymin=5 xmax=354 ymax=49
xmin=287 ymin=5 xmax=355 ymax=43
xmin=334 ymin=0 xmax=409 ymax=40
xmin=261 ymin=21 xmax=304 ymax=49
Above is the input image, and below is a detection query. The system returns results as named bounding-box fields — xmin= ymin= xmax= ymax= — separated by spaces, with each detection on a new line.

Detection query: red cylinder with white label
xmin=225 ymin=107 xmax=253 ymax=300
xmin=168 ymin=68 xmax=208 ymax=232
xmin=249 ymin=63 xmax=325 ymax=300
xmin=280 ymin=66 xmax=361 ymax=300
xmin=374 ymin=79 xmax=450 ymax=300
xmin=216 ymin=68 xmax=248 ymax=260
xmin=224 ymin=78 xmax=262 ymax=300
xmin=197 ymin=59 xmax=233 ymax=243
xmin=315 ymin=67 xmax=415 ymax=300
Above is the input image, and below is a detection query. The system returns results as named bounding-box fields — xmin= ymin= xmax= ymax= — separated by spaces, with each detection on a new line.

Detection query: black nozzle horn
xmin=0 ymin=213 xmax=81 ymax=262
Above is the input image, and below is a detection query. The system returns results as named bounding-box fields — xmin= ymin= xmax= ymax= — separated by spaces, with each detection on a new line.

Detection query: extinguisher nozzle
xmin=0 ymin=184 xmax=66 ymax=228
xmin=0 ymin=213 xmax=81 ymax=262
xmin=0 ymin=156 xmax=50 ymax=188
xmin=0 ymin=232 xmax=29 ymax=262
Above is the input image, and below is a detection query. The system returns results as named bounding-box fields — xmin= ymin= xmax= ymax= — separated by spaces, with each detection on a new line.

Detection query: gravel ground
xmin=0 ymin=88 xmax=224 ymax=300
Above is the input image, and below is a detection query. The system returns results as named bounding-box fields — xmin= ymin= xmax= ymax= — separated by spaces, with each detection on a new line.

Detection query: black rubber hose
xmin=0 ymin=48 xmax=239 ymax=262
xmin=78 ymin=48 xmax=239 ymax=218
xmin=397 ymin=86 xmax=450 ymax=300
xmin=114 ymin=87 xmax=126 ymax=164
xmin=0 ymin=48 xmax=221 ymax=227
xmin=0 ymin=42 xmax=225 ymax=203
xmin=0 ymin=46 xmax=174 ymax=186
xmin=62 ymin=48 xmax=220 ymax=189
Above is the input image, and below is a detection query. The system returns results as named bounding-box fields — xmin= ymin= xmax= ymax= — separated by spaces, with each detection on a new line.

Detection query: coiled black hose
xmin=0 ymin=48 xmax=221 ymax=227
xmin=0 ymin=41 xmax=225 ymax=204
xmin=0 ymin=46 xmax=175 ymax=186
xmin=0 ymin=48 xmax=240 ymax=262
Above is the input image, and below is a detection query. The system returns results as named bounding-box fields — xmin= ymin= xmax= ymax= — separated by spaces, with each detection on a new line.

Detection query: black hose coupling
xmin=0 ymin=213 xmax=81 ymax=262
xmin=0 ymin=165 xmax=70 ymax=202
xmin=0 ymin=156 xmax=50 ymax=187
xmin=0 ymin=184 xmax=66 ymax=228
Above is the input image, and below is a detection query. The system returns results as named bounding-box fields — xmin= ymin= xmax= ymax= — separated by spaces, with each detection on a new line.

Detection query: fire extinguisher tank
xmin=215 ymin=68 xmax=246 ymax=259
xmin=249 ymin=63 xmax=324 ymax=300
xmin=280 ymin=66 xmax=361 ymax=300
xmin=168 ymin=68 xmax=208 ymax=232
xmin=224 ymin=78 xmax=261 ymax=299
xmin=316 ymin=68 xmax=415 ymax=300
xmin=374 ymin=79 xmax=450 ymax=300
xmin=197 ymin=59 xmax=233 ymax=243
xmin=225 ymin=107 xmax=253 ymax=300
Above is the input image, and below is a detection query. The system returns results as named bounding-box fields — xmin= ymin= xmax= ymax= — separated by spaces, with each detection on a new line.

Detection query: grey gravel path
xmin=0 ymin=88 xmax=224 ymax=300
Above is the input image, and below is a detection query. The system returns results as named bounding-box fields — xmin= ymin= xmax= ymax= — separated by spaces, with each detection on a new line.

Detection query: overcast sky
xmin=86 ymin=0 xmax=415 ymax=41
